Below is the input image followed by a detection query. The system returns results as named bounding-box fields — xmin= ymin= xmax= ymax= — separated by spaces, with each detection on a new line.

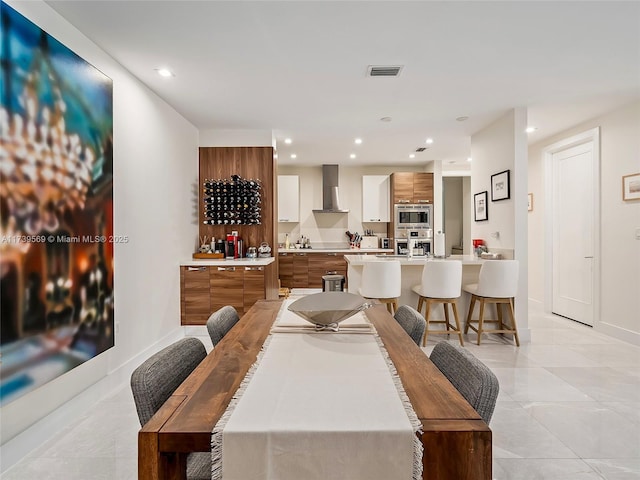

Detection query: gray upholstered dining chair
xmin=394 ymin=305 xmax=427 ymax=346
xmin=206 ymin=305 xmax=240 ymax=348
xmin=130 ymin=337 xmax=210 ymax=479
xmin=429 ymin=341 xmax=500 ymax=424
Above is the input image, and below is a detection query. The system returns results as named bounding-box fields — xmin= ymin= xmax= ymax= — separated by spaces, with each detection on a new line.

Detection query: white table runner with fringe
xmin=211 ymin=299 xmax=423 ymax=480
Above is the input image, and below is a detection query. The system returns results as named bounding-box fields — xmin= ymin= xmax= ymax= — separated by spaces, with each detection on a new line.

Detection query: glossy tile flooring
xmin=2 ymin=307 xmax=639 ymax=479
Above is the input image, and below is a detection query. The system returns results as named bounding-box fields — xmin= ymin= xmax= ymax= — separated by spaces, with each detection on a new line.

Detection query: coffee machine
xmin=226 ymin=232 xmax=243 ymax=258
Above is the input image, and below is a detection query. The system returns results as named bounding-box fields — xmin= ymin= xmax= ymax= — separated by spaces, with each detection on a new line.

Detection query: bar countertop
xmin=181 ymin=257 xmax=276 ymax=267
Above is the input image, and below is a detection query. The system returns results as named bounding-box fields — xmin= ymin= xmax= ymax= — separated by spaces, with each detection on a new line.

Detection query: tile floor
xmin=2 ymin=306 xmax=639 ymax=479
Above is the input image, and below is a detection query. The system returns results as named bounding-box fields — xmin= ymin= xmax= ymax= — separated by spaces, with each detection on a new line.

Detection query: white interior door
xmin=551 ymin=141 xmax=596 ymax=325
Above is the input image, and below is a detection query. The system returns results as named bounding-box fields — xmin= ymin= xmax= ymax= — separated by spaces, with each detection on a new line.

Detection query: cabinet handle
xmin=326 ymin=271 xmax=337 ymax=274
xmin=218 ymin=266 xmax=236 ymax=271
xmin=398 ymin=199 xmax=410 ymax=204
xmin=417 ymin=199 xmax=430 ymax=203
xmin=327 ymin=253 xmax=338 ymax=256
xmin=245 ymin=266 xmax=264 ymax=271
xmin=187 ymin=267 xmax=207 ymax=271
xmin=280 ymin=253 xmax=289 ymax=256
xmin=279 ymin=218 xmax=289 ymax=222
xmin=370 ymin=218 xmax=380 ymax=222
xmin=295 ymin=253 xmax=307 ymax=256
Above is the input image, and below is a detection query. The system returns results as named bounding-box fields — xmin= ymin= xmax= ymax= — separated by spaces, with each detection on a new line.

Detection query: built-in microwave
xmin=394 ymin=204 xmax=432 ymax=230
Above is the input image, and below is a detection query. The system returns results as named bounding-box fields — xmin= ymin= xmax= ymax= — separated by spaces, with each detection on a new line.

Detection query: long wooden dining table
xmin=138 ymin=299 xmax=492 ymax=480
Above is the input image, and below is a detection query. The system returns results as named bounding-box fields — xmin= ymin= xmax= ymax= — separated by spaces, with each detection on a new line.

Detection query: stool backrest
xmin=130 ymin=337 xmax=206 ymax=426
xmin=360 ymin=260 xmax=401 ymax=298
xmin=394 ymin=305 xmax=426 ymax=345
xmin=420 ymin=260 xmax=462 ymax=298
xmin=206 ymin=305 xmax=240 ymax=348
xmin=476 ymin=260 xmax=519 ymax=298
xmin=430 ymin=341 xmax=499 ymax=424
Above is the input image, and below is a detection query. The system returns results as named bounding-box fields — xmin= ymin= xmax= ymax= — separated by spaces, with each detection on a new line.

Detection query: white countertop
xmin=278 ymin=248 xmax=394 ymax=254
xmin=344 ymin=254 xmax=484 ymax=266
xmin=182 ymin=257 xmax=275 ymax=267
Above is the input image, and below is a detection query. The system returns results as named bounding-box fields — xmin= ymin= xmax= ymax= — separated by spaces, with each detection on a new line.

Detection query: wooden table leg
xmin=138 ymin=396 xmax=188 ymax=480
xmin=419 ymin=420 xmax=492 ymax=480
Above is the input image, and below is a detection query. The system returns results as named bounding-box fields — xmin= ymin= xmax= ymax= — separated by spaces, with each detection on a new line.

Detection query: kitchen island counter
xmin=344 ymin=254 xmax=483 ymax=266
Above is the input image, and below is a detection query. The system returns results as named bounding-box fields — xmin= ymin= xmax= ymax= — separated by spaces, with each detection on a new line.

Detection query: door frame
xmin=543 ymin=127 xmax=600 ymax=325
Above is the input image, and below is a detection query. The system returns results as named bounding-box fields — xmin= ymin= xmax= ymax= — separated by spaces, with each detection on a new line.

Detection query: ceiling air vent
xmin=367 ymin=65 xmax=403 ymax=77
xmin=415 ymin=147 xmax=427 ymax=152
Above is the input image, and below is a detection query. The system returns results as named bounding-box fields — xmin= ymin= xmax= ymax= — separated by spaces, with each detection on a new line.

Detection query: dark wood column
xmin=198 ymin=146 xmax=278 ymax=300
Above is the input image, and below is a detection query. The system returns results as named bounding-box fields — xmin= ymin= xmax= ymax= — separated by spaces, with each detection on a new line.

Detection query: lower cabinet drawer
xmin=210 ymin=266 xmax=244 ymax=314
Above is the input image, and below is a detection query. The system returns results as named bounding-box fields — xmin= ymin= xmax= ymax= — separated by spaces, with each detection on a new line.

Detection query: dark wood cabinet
xmin=210 ymin=266 xmax=244 ymax=315
xmin=413 ymin=172 xmax=434 ymax=204
xmin=243 ymin=266 xmax=266 ymax=312
xmin=292 ymin=252 xmax=309 ymax=288
xmin=308 ymin=253 xmax=347 ymax=288
xmin=180 ymin=263 xmax=272 ymax=324
xmin=391 ymin=172 xmax=434 ymax=204
xmin=391 ymin=172 xmax=415 ymax=204
xmin=278 ymin=253 xmax=294 ymax=287
xmin=180 ymin=266 xmax=212 ymax=325
xmin=279 ymin=252 xmax=347 ymax=289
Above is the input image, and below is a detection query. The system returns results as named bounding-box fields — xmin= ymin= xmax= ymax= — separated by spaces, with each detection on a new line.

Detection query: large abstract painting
xmin=0 ymin=4 xmax=114 ymax=405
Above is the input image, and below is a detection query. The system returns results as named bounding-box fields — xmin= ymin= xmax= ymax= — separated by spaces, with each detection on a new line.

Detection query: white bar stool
xmin=359 ymin=260 xmax=401 ymax=314
xmin=411 ymin=260 xmax=464 ymax=346
xmin=463 ymin=260 xmax=520 ymax=346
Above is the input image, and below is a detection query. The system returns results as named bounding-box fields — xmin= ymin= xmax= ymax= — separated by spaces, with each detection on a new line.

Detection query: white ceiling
xmin=45 ymin=1 xmax=640 ymax=169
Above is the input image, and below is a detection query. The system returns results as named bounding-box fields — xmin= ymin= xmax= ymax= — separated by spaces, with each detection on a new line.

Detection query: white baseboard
xmin=0 ymin=327 xmax=185 ymax=473
xmin=596 ymin=322 xmax=640 ymax=346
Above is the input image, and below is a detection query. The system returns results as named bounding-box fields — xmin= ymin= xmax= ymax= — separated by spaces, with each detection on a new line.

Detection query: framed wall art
xmin=622 ymin=173 xmax=640 ymax=201
xmin=474 ymin=191 xmax=488 ymax=221
xmin=491 ymin=169 xmax=510 ymax=201
xmin=0 ymin=4 xmax=114 ymax=406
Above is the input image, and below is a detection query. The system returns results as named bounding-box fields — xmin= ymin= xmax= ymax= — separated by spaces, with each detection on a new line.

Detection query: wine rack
xmin=202 ymin=174 xmax=261 ymax=225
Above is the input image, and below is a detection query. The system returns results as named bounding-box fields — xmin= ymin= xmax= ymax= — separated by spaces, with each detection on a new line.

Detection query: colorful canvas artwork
xmin=0 ymin=4 xmax=114 ymax=405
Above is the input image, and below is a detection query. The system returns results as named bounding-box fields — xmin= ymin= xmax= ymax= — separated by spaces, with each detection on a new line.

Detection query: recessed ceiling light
xmin=425 ymin=138 xmax=434 ymax=144
xmin=409 ymin=154 xmax=415 ymax=159
xmin=380 ymin=117 xmax=392 ymax=122
xmin=284 ymin=138 xmax=292 ymax=144
xmin=350 ymin=153 xmax=356 ymax=159
xmin=525 ymin=126 xmax=537 ymax=133
xmin=155 ymin=68 xmax=174 ymax=77
xmin=467 ymin=157 xmax=472 ymax=162
xmin=354 ymin=138 xmax=362 ymax=145
xmin=456 ymin=116 xmax=468 ymax=122
xmin=290 ymin=154 xmax=297 ymax=159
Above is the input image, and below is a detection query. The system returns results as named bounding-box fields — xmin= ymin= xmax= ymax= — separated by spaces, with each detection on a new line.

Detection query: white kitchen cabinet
xmin=277 ymin=175 xmax=299 ymax=222
xmin=362 ymin=175 xmax=390 ymax=222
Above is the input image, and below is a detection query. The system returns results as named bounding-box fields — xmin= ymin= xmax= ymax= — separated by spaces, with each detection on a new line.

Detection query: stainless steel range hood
xmin=312 ymin=165 xmax=349 ymax=213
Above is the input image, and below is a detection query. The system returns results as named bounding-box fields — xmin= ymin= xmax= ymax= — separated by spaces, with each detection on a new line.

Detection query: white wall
xmin=471 ymin=112 xmax=517 ymax=252
xmin=1 ymin=0 xmax=198 ymax=464
xmin=276 ymin=165 xmax=433 ymax=247
xmin=199 ymin=129 xmax=273 ymax=147
xmin=470 ymin=108 xmax=530 ymax=341
xmin=528 ymin=101 xmax=640 ymax=342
